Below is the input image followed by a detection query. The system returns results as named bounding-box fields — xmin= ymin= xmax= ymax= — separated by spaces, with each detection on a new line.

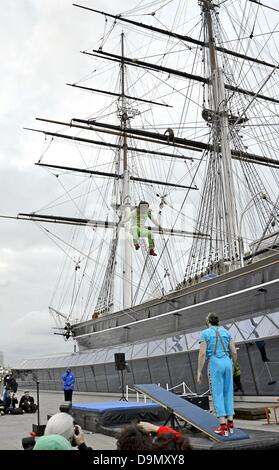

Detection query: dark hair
xmin=152 ymin=432 xmax=191 ymax=451
xmin=116 ymin=423 xmax=153 ymax=450
xmin=138 ymin=201 xmax=149 ymax=206
xmin=206 ymin=312 xmax=219 ymax=326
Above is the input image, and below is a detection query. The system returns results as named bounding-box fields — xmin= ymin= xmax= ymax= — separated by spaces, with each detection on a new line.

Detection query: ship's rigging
xmin=12 ymin=0 xmax=279 ymax=329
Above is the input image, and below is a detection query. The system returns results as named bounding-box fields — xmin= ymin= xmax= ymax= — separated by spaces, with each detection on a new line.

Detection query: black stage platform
xmin=97 ymin=424 xmax=279 ymax=450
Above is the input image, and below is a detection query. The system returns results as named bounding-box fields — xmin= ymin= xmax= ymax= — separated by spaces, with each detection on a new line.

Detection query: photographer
xmin=19 ymin=390 xmax=37 ymax=413
xmin=43 ymin=412 xmax=93 ymax=451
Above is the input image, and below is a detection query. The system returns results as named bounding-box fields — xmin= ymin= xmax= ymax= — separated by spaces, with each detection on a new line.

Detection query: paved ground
xmin=0 ymin=389 xmax=117 ymax=450
xmin=0 ymin=390 xmax=278 ymax=450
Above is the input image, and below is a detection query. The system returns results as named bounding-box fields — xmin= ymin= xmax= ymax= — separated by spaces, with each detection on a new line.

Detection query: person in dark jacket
xmin=4 ymin=372 xmax=18 ymax=393
xmin=19 ymin=391 xmax=37 ymax=413
xmin=4 ymin=391 xmax=18 ymax=413
xmin=3 ymin=372 xmax=18 ymax=409
xmin=61 ymin=369 xmax=75 ymax=402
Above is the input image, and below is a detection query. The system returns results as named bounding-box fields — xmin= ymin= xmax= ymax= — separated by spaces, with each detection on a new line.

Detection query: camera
xmin=74 ymin=425 xmax=80 ymax=436
xmin=59 ymin=402 xmax=72 ymax=414
xmin=22 ymin=436 xmax=36 ymax=450
xmin=71 ymin=425 xmax=81 ymax=447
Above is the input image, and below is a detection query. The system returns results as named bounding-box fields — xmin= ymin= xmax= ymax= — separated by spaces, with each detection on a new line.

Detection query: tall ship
xmin=14 ymin=0 xmax=279 ymax=396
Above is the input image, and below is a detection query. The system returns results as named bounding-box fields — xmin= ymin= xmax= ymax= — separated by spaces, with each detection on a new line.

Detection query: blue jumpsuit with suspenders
xmin=199 ymin=326 xmax=234 ymax=417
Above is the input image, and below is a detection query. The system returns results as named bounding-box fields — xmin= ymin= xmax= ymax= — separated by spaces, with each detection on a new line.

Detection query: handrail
xmin=125 ymin=385 xmax=147 ymax=402
xmin=167 ymin=381 xmax=197 ymax=396
xmin=128 ymin=381 xmax=210 ymax=401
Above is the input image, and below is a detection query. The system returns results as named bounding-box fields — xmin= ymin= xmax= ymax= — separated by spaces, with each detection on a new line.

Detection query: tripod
xmin=163 ymin=409 xmax=183 ymax=431
xmin=32 ymin=380 xmax=46 ymax=436
xmin=119 ymin=369 xmax=128 ymax=401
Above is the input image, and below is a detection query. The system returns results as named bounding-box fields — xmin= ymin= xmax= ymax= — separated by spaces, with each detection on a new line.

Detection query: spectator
xmin=4 ymin=391 xmax=18 ymax=414
xmin=4 ymin=372 xmax=18 ymax=393
xmin=3 ymin=372 xmax=18 ymax=407
xmin=61 ymin=368 xmax=75 ymax=402
xmin=139 ymin=421 xmax=191 ymax=450
xmin=116 ymin=421 xmax=191 ymax=450
xmin=33 ymin=435 xmax=73 ymax=450
xmin=116 ymin=422 xmax=153 ymax=450
xmin=0 ymin=398 xmax=4 ymax=415
xmin=233 ymin=361 xmax=243 ymax=393
xmin=45 ymin=412 xmax=92 ymax=451
xmin=19 ymin=391 xmax=37 ymax=413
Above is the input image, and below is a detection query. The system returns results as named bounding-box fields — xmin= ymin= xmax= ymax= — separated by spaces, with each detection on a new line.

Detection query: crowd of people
xmin=3 ymin=369 xmax=190 ymax=451
xmin=0 ymin=372 xmax=37 ymax=415
xmin=26 ymin=411 xmax=192 ymax=451
xmin=2 ymin=312 xmax=243 ymax=449
xmin=27 ymin=312 xmax=239 ymax=450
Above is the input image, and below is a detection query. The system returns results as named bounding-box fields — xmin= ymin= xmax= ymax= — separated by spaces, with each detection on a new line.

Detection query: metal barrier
xmin=166 ymin=381 xmax=196 ymax=396
xmin=168 ymin=381 xmax=210 ymax=397
xmin=125 ymin=385 xmax=147 ymax=402
xmin=125 ymin=381 xmax=210 ymax=401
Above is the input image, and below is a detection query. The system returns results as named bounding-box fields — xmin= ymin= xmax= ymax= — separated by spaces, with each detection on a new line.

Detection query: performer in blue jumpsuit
xmin=197 ymin=313 xmax=237 ymax=436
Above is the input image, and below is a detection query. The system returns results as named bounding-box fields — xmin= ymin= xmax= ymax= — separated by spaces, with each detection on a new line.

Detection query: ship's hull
xmin=14 ymin=253 xmax=279 ymax=396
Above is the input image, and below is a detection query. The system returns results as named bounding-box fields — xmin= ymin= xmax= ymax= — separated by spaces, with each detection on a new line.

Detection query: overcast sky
xmin=1 ymin=0 xmax=278 ymax=367
xmin=0 ymin=0 xmax=135 ymax=365
xmin=1 ymin=0 xmax=194 ymax=367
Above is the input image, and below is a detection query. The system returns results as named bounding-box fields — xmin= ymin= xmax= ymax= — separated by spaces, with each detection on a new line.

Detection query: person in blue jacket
xmin=61 ymin=369 xmax=75 ymax=402
xmin=197 ymin=312 xmax=237 ymax=437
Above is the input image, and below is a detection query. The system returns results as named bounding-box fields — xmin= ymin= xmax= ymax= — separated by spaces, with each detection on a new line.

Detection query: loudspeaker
xmin=114 ymin=353 xmax=126 ymax=371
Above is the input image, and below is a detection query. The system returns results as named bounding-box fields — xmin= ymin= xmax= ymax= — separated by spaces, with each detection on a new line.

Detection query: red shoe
xmin=149 ymin=249 xmax=157 ymax=256
xmin=227 ymin=421 xmax=234 ymax=434
xmin=134 ymin=244 xmax=140 ymax=250
xmin=214 ymin=424 xmax=228 ymax=437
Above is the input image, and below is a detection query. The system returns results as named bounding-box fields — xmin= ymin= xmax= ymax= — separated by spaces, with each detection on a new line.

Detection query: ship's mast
xmin=202 ymin=0 xmax=239 ymax=264
xmin=14 ymin=2 xmax=279 ymax=321
xmin=120 ymin=32 xmax=133 ymax=308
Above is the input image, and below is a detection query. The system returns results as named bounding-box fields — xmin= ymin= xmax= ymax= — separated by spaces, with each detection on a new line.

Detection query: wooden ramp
xmin=134 ymin=384 xmax=249 ymax=442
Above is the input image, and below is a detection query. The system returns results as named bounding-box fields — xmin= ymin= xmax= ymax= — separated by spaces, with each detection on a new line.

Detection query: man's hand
xmin=138 ymin=421 xmax=159 ymax=434
xmin=158 ymin=225 xmax=163 ymax=234
xmin=73 ymin=425 xmax=86 ymax=446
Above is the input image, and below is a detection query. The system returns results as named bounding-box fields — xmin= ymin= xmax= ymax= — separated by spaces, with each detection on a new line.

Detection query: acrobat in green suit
xmin=126 ymin=201 xmax=161 ymax=256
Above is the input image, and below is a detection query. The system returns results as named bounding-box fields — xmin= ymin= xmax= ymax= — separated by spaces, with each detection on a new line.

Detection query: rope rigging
xmin=18 ymin=0 xmax=279 ymax=324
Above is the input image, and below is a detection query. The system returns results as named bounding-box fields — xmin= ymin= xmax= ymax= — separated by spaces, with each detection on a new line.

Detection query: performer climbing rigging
xmin=124 ymin=201 xmax=162 ymax=256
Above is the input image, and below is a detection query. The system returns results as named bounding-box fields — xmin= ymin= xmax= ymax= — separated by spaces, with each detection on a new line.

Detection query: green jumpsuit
xmin=128 ymin=207 xmax=158 ymax=250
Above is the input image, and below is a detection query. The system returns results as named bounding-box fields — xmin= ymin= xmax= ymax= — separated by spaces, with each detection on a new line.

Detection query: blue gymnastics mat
xmin=72 ymin=401 xmax=161 ymax=412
